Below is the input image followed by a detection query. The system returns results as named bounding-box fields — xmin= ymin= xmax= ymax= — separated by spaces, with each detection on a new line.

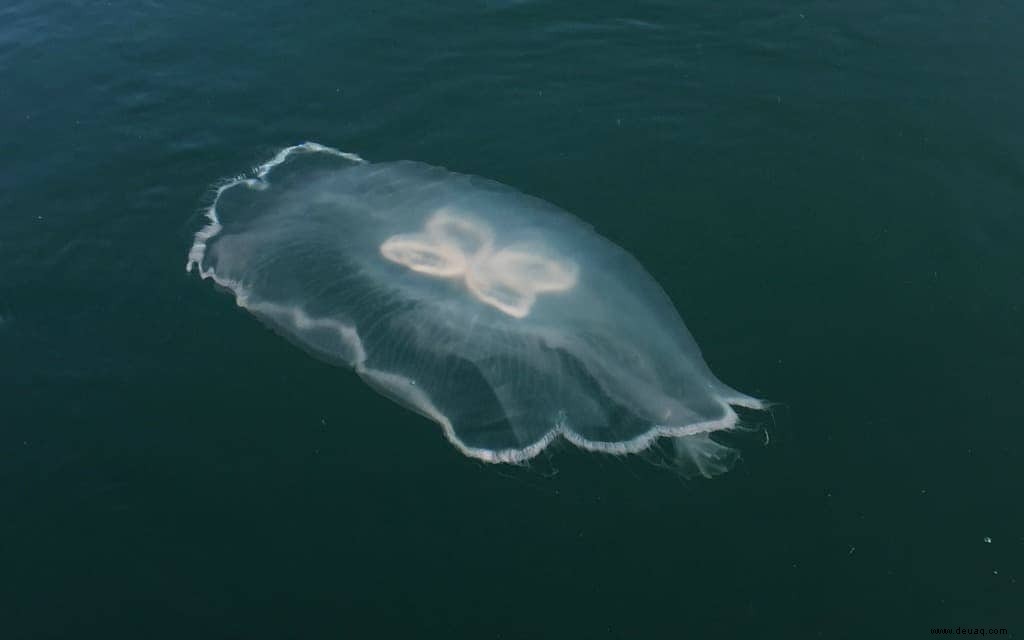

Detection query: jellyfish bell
xmin=187 ymin=142 xmax=767 ymax=477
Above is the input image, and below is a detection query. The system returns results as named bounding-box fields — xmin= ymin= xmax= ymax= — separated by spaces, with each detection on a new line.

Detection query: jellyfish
xmin=187 ymin=142 xmax=766 ymax=477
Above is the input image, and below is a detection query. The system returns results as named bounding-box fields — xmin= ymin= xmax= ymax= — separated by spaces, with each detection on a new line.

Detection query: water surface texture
xmin=2 ymin=1 xmax=1021 ymax=637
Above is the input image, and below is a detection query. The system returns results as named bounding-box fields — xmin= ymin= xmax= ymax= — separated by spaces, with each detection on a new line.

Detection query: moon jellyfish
xmin=187 ymin=142 xmax=766 ymax=477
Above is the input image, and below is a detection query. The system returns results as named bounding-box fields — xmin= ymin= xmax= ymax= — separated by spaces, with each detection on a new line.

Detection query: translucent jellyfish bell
xmin=187 ymin=142 xmax=767 ymax=477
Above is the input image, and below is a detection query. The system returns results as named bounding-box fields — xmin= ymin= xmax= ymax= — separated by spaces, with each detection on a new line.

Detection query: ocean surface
xmin=2 ymin=1 xmax=1021 ymax=637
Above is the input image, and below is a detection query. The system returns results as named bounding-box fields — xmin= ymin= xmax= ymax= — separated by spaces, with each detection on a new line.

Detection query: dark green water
xmin=2 ymin=1 xmax=1021 ymax=637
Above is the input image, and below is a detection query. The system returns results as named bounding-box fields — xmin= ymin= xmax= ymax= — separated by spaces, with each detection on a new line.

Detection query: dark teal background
xmin=2 ymin=1 xmax=1021 ymax=637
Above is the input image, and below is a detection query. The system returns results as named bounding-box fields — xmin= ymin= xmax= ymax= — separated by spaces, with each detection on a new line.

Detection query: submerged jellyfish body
xmin=187 ymin=143 xmax=766 ymax=477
